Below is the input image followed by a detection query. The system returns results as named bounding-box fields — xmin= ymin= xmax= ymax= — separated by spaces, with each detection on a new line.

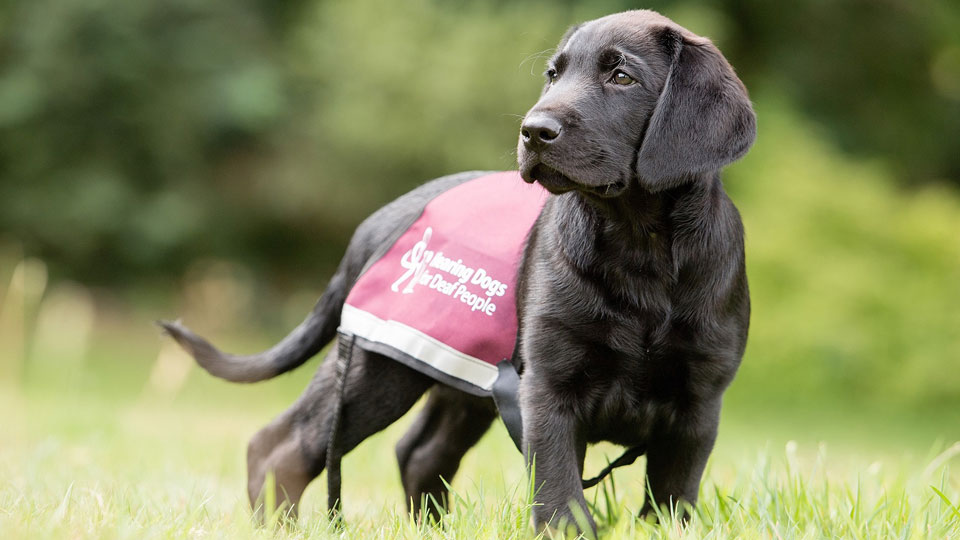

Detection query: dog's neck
xmin=551 ymin=173 xmax=721 ymax=279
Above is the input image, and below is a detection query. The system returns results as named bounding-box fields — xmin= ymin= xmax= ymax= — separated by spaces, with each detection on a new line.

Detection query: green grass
xmin=2 ymin=370 xmax=959 ymax=540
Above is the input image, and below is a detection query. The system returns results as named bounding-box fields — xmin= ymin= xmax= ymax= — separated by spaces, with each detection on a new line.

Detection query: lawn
xmin=2 ymin=351 xmax=959 ymax=540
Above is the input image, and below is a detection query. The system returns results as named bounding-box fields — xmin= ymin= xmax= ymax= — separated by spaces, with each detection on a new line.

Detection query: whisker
xmin=518 ymin=47 xmax=556 ymax=76
xmin=500 ymin=113 xmax=528 ymax=123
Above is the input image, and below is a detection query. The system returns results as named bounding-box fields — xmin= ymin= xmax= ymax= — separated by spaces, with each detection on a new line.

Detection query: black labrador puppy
xmin=161 ymin=9 xmax=755 ymax=534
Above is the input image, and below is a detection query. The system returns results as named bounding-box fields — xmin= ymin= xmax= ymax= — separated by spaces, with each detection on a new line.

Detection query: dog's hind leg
xmin=246 ymin=344 xmax=433 ymax=518
xmin=395 ymin=386 xmax=496 ymax=519
xmin=246 ymin=407 xmax=313 ymax=519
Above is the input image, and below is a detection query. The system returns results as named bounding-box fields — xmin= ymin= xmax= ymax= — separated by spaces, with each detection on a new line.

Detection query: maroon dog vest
xmin=339 ymin=171 xmax=548 ymax=395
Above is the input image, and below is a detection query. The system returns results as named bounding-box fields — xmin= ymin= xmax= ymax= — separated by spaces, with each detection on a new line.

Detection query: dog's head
xmin=517 ymin=10 xmax=756 ymax=196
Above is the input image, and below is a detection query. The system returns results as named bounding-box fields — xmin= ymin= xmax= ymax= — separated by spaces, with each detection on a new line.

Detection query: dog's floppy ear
xmin=636 ymin=28 xmax=756 ymax=191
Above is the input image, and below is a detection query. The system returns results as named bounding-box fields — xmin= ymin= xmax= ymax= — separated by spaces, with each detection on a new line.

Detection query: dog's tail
xmin=158 ymin=274 xmax=347 ymax=383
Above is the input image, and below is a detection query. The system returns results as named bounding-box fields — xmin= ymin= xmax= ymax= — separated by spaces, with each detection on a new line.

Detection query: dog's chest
xmin=526 ymin=208 xmax=714 ymax=440
xmin=578 ymin=329 xmax=708 ymax=445
xmin=532 ymin=209 xmax=677 ymax=351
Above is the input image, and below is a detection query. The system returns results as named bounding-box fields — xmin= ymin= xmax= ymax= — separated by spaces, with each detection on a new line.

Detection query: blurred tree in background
xmin=0 ymin=0 xmax=958 ymax=409
xmin=1 ymin=0 xmax=957 ymax=284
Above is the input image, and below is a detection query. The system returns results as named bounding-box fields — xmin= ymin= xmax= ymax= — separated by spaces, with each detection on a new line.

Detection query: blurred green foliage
xmin=0 ymin=0 xmax=958 ymax=411
xmin=1 ymin=0 xmax=958 ymax=283
xmin=726 ymin=101 xmax=960 ymax=408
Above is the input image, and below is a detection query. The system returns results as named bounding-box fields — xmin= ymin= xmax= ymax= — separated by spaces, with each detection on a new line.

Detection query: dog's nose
xmin=521 ymin=114 xmax=562 ymax=150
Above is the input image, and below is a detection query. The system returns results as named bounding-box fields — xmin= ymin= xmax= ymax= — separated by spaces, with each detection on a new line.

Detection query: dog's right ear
xmin=635 ymin=27 xmax=757 ymax=192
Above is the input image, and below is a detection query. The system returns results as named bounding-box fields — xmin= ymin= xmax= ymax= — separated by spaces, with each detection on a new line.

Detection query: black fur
xmin=161 ymin=9 xmax=755 ymax=536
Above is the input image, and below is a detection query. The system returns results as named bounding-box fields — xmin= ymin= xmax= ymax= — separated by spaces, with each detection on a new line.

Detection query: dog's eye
xmin=612 ymin=71 xmax=635 ymax=85
xmin=545 ymin=68 xmax=558 ymax=83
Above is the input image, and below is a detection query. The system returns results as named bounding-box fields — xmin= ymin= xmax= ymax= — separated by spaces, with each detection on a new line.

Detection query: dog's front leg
xmin=641 ymin=402 xmax=721 ymax=521
xmin=520 ymin=378 xmax=594 ymax=536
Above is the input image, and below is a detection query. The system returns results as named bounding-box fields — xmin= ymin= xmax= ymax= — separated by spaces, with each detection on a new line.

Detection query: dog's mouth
xmin=525 ymin=163 xmax=576 ymax=194
xmin=523 ymin=162 xmax=627 ymax=198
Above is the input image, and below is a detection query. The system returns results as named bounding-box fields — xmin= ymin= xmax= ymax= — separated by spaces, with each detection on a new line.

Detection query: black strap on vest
xmin=491 ymin=361 xmax=524 ymax=452
xmin=580 ymin=445 xmax=646 ymax=489
xmin=326 ymin=333 xmax=355 ymax=520
xmin=492 ymin=359 xmax=646 ymax=490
